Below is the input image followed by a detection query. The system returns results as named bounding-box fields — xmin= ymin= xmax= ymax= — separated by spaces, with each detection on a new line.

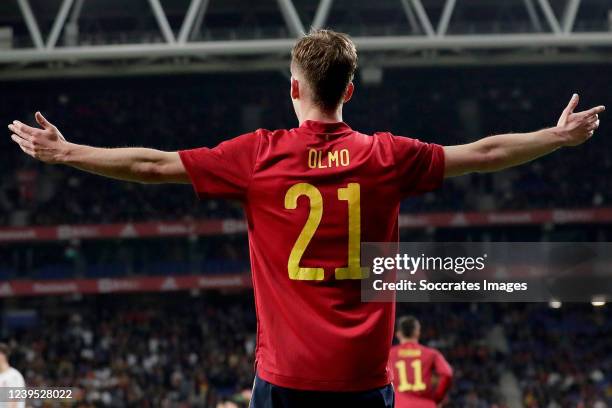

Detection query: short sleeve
xmin=10 ymin=370 xmax=25 ymax=387
xmin=388 ymin=134 xmax=445 ymax=197
xmin=179 ymin=131 xmax=261 ymax=200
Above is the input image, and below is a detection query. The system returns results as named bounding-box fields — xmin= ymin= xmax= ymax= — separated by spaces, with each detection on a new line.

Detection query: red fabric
xmin=388 ymin=342 xmax=453 ymax=407
xmin=179 ymin=121 xmax=445 ymax=391
xmin=433 ymin=373 xmax=453 ymax=403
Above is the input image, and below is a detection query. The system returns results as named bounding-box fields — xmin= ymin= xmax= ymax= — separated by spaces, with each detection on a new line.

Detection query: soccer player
xmin=389 ymin=316 xmax=452 ymax=408
xmin=0 ymin=343 xmax=26 ymax=408
xmin=8 ymin=30 xmax=604 ymax=407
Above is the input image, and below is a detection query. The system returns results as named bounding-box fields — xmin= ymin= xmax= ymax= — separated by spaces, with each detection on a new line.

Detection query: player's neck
xmin=400 ymin=338 xmax=419 ymax=344
xmin=298 ymin=105 xmax=343 ymax=125
xmin=0 ymin=362 xmax=9 ymax=373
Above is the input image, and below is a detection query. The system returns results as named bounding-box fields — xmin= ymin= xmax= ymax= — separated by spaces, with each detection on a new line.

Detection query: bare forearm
xmin=444 ymin=127 xmax=566 ymax=177
xmin=443 ymin=95 xmax=604 ymax=178
xmin=472 ymin=127 xmax=565 ymax=172
xmin=8 ymin=114 xmax=189 ymax=184
xmin=61 ymin=143 xmax=182 ymax=184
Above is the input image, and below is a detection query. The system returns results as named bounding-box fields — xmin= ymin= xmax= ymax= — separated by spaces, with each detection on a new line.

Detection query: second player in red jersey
xmin=389 ymin=316 xmax=453 ymax=408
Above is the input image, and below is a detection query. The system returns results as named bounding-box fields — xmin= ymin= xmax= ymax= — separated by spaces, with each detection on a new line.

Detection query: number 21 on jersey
xmin=284 ymin=182 xmax=369 ymax=280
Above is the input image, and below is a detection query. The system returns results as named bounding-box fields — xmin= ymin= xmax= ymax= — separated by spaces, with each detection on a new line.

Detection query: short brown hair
xmin=398 ymin=316 xmax=419 ymax=337
xmin=291 ymin=29 xmax=358 ymax=111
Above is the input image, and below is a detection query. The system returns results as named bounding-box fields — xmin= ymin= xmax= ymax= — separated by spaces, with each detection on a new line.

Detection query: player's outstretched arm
xmin=8 ymin=112 xmax=189 ymax=184
xmin=443 ymin=94 xmax=604 ymax=178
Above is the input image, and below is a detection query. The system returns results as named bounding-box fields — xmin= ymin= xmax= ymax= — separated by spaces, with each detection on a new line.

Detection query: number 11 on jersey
xmin=395 ymin=359 xmax=427 ymax=392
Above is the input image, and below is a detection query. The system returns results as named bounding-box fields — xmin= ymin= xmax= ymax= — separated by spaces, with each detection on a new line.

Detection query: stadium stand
xmin=504 ymin=303 xmax=611 ymax=408
xmin=2 ymin=296 xmax=609 ymax=407
xmin=1 ymin=66 xmax=611 ymax=227
xmin=1 ymin=64 xmax=610 ymax=408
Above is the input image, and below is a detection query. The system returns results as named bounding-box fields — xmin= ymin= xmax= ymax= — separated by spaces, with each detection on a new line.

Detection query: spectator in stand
xmin=1 ymin=67 xmax=611 ymax=226
xmin=2 ymin=297 xmax=608 ymax=407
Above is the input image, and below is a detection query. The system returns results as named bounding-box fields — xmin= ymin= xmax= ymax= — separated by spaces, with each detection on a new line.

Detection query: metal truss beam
xmin=190 ymin=0 xmax=209 ymax=41
xmin=409 ymin=0 xmax=435 ymax=37
xmin=4 ymin=0 xmax=611 ymax=79
xmin=2 ymin=33 xmax=612 ymax=65
xmin=437 ymin=0 xmax=456 ymax=36
xmin=47 ymin=0 xmax=75 ymax=49
xmin=68 ymin=0 xmax=85 ymax=25
xmin=536 ymin=0 xmax=562 ymax=34
xmin=276 ymin=0 xmax=305 ymax=37
xmin=400 ymin=0 xmax=421 ymax=35
xmin=312 ymin=0 xmax=333 ymax=30
xmin=147 ymin=0 xmax=176 ymax=43
xmin=3 ymin=49 xmax=612 ymax=81
xmin=179 ymin=0 xmax=208 ymax=44
xmin=562 ymin=0 xmax=581 ymax=33
xmin=523 ymin=0 xmax=544 ymax=32
xmin=16 ymin=0 xmax=44 ymax=49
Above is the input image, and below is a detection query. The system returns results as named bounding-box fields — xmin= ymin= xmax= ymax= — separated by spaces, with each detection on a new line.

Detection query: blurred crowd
xmin=505 ymin=304 xmax=612 ymax=408
xmin=1 ymin=65 xmax=611 ymax=227
xmin=5 ymin=293 xmax=256 ymax=408
xmin=3 ymin=223 xmax=611 ymax=281
xmin=0 ymin=235 xmax=250 ymax=280
xmin=1 ymin=296 xmax=609 ymax=407
xmin=1 ymin=64 xmax=610 ymax=408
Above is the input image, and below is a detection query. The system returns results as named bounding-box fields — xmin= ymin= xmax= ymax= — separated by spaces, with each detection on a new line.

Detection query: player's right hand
xmin=556 ymin=94 xmax=604 ymax=147
xmin=8 ymin=112 xmax=68 ymax=164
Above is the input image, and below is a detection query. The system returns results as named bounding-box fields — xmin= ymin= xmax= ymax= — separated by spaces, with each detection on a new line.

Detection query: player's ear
xmin=343 ymin=82 xmax=354 ymax=103
xmin=291 ymin=77 xmax=300 ymax=100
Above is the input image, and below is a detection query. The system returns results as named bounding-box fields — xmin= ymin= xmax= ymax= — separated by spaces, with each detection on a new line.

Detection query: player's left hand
xmin=556 ymin=94 xmax=605 ymax=146
xmin=8 ymin=112 xmax=68 ymax=164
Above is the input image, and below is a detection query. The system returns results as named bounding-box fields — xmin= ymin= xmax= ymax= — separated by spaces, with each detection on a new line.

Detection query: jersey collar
xmin=299 ymin=120 xmax=352 ymax=135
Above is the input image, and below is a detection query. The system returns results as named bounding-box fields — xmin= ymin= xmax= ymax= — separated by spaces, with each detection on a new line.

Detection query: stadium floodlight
xmin=548 ymin=300 xmax=562 ymax=309
xmin=591 ymin=298 xmax=606 ymax=307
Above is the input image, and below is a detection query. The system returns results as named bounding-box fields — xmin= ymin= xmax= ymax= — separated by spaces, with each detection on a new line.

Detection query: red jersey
xmin=388 ymin=342 xmax=453 ymax=408
xmin=179 ymin=121 xmax=444 ymax=391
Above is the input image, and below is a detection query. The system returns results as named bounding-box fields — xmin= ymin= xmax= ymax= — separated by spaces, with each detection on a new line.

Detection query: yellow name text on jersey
xmin=399 ymin=349 xmax=422 ymax=358
xmin=308 ymin=148 xmax=350 ymax=169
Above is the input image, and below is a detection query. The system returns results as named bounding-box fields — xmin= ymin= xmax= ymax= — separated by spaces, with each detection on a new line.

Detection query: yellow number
xmin=284 ymin=183 xmax=325 ymax=280
xmin=395 ymin=359 xmax=427 ymax=392
xmin=335 ymin=183 xmax=369 ymax=280
xmin=284 ymin=183 xmax=367 ymax=280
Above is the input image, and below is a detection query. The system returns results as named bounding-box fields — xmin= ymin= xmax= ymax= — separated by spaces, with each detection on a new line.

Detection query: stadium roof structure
xmin=0 ymin=0 xmax=611 ymax=79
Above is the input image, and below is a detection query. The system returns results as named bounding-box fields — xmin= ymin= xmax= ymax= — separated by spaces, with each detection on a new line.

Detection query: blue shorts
xmin=250 ymin=374 xmax=395 ymax=408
